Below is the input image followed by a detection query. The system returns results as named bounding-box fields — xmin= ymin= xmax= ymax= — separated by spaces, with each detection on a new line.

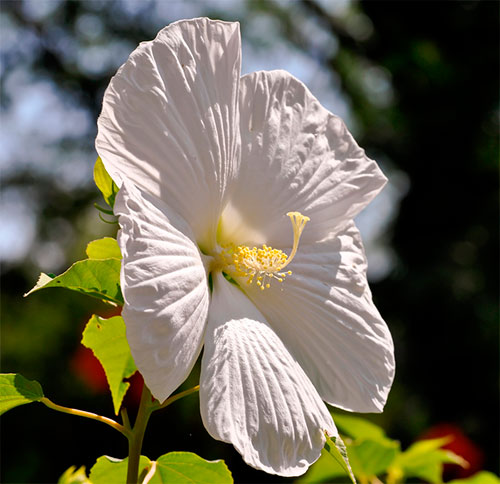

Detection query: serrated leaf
xmin=449 ymin=471 xmax=500 ymax=484
xmin=94 ymin=157 xmax=119 ymax=208
xmin=58 ymin=465 xmax=91 ymax=484
xmin=89 ymin=455 xmax=152 ymax=484
xmin=324 ymin=434 xmax=356 ymax=484
xmin=0 ymin=373 xmax=44 ymax=415
xmin=86 ymin=237 xmax=122 ymax=260
xmin=82 ymin=315 xmax=136 ymax=414
xmin=389 ymin=437 xmax=468 ymax=484
xmin=331 ymin=412 xmax=387 ymax=441
xmin=24 ymin=259 xmax=123 ymax=305
xmin=348 ymin=438 xmax=400 ymax=478
xmin=148 ymin=452 xmax=233 ymax=484
xmin=27 ymin=272 xmax=54 ymax=291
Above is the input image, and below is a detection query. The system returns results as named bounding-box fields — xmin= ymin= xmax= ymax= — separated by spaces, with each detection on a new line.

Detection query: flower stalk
xmin=125 ymin=384 xmax=200 ymax=483
xmin=126 ymin=385 xmax=154 ymax=484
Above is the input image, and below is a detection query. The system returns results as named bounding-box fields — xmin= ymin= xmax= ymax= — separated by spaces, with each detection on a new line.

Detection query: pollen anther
xmin=223 ymin=211 xmax=310 ymax=290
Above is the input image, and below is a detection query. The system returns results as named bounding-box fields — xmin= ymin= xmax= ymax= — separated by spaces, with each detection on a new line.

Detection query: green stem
xmin=125 ymin=384 xmax=200 ymax=483
xmin=121 ymin=407 xmax=132 ymax=433
xmin=40 ymin=397 xmax=129 ymax=437
xmin=126 ymin=386 xmax=154 ymax=484
xmin=40 ymin=384 xmax=199 ymax=483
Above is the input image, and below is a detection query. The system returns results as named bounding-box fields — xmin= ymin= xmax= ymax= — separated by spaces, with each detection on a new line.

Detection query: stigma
xmin=222 ymin=212 xmax=310 ymax=290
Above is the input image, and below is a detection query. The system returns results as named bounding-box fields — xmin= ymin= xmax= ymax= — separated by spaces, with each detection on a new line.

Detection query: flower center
xmin=219 ymin=212 xmax=310 ymax=290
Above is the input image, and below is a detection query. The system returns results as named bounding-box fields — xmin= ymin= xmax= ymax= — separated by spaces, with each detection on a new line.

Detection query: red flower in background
xmin=71 ymin=345 xmax=108 ymax=393
xmin=421 ymin=423 xmax=484 ymax=481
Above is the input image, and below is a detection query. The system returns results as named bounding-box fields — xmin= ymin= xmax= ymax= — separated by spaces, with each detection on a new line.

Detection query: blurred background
xmin=1 ymin=1 xmax=498 ymax=482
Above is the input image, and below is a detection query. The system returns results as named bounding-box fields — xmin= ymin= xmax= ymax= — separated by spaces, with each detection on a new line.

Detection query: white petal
xmin=200 ymin=273 xmax=337 ymax=477
xmin=242 ymin=222 xmax=395 ymax=413
xmin=97 ymin=18 xmax=241 ymax=250
xmin=219 ymin=70 xmax=386 ymax=247
xmin=115 ymin=182 xmax=210 ymax=402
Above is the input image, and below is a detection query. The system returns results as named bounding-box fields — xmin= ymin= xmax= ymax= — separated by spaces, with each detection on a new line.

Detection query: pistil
xmin=220 ymin=212 xmax=310 ymax=290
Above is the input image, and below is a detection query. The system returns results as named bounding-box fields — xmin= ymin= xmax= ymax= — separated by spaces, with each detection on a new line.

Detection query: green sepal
xmin=86 ymin=237 xmax=122 ymax=260
xmin=324 ymin=434 xmax=356 ymax=484
xmin=81 ymin=315 xmax=137 ymax=415
xmin=58 ymin=465 xmax=91 ymax=484
xmin=0 ymin=373 xmax=44 ymax=415
xmin=149 ymin=452 xmax=233 ymax=484
xmin=388 ymin=436 xmax=468 ymax=484
xmin=89 ymin=455 xmax=152 ymax=484
xmin=24 ymin=258 xmax=123 ymax=305
xmin=94 ymin=157 xmax=119 ymax=209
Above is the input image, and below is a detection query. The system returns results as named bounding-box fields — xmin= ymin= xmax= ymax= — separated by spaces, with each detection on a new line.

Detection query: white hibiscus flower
xmin=96 ymin=18 xmax=395 ymax=477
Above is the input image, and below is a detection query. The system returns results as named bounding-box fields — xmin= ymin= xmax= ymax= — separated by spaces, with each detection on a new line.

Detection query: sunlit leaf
xmin=24 ymin=259 xmax=123 ymax=305
xmin=389 ymin=436 xmax=468 ymax=484
xmin=448 ymin=471 xmax=500 ymax=484
xmin=89 ymin=455 xmax=152 ymax=484
xmin=303 ymin=416 xmax=400 ymax=483
xmin=0 ymin=373 xmax=44 ymax=415
xmin=86 ymin=237 xmax=121 ymax=260
xmin=348 ymin=438 xmax=400 ymax=478
xmin=94 ymin=157 xmax=119 ymax=208
xmin=147 ymin=452 xmax=233 ymax=484
xmin=298 ymin=447 xmax=351 ymax=483
xmin=324 ymin=434 xmax=356 ymax=484
xmin=331 ymin=412 xmax=387 ymax=441
xmin=58 ymin=465 xmax=91 ymax=484
xmin=81 ymin=315 xmax=136 ymax=414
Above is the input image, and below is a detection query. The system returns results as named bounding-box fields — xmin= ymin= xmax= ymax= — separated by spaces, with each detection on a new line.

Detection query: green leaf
xmin=0 ymin=373 xmax=44 ymax=415
xmin=299 ymin=448 xmax=350 ymax=483
xmin=389 ymin=437 xmax=468 ymax=484
xmin=303 ymin=416 xmax=399 ymax=483
xmin=86 ymin=237 xmax=122 ymax=260
xmin=82 ymin=315 xmax=137 ymax=414
xmin=89 ymin=455 xmax=152 ymax=484
xmin=331 ymin=412 xmax=387 ymax=441
xmin=58 ymin=465 xmax=91 ymax=484
xmin=348 ymin=438 xmax=400 ymax=478
xmin=324 ymin=434 xmax=356 ymax=484
xmin=24 ymin=259 xmax=123 ymax=305
xmin=148 ymin=452 xmax=233 ymax=484
xmin=329 ymin=413 xmax=400 ymax=479
xmin=449 ymin=471 xmax=500 ymax=484
xmin=94 ymin=157 xmax=119 ymax=208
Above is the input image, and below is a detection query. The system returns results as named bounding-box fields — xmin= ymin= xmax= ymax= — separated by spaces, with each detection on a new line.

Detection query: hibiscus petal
xmin=219 ymin=69 xmax=386 ymax=247
xmin=200 ymin=273 xmax=337 ymax=477
xmin=115 ymin=182 xmax=210 ymax=402
xmin=242 ymin=222 xmax=395 ymax=413
xmin=97 ymin=18 xmax=241 ymax=250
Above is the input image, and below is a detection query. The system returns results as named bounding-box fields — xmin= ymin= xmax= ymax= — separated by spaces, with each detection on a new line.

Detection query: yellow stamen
xmin=222 ymin=211 xmax=310 ymax=290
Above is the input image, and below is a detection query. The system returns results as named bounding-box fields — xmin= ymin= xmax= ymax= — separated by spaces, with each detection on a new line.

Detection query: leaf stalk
xmin=156 ymin=384 xmax=200 ymax=411
xmin=40 ymin=397 xmax=130 ymax=437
